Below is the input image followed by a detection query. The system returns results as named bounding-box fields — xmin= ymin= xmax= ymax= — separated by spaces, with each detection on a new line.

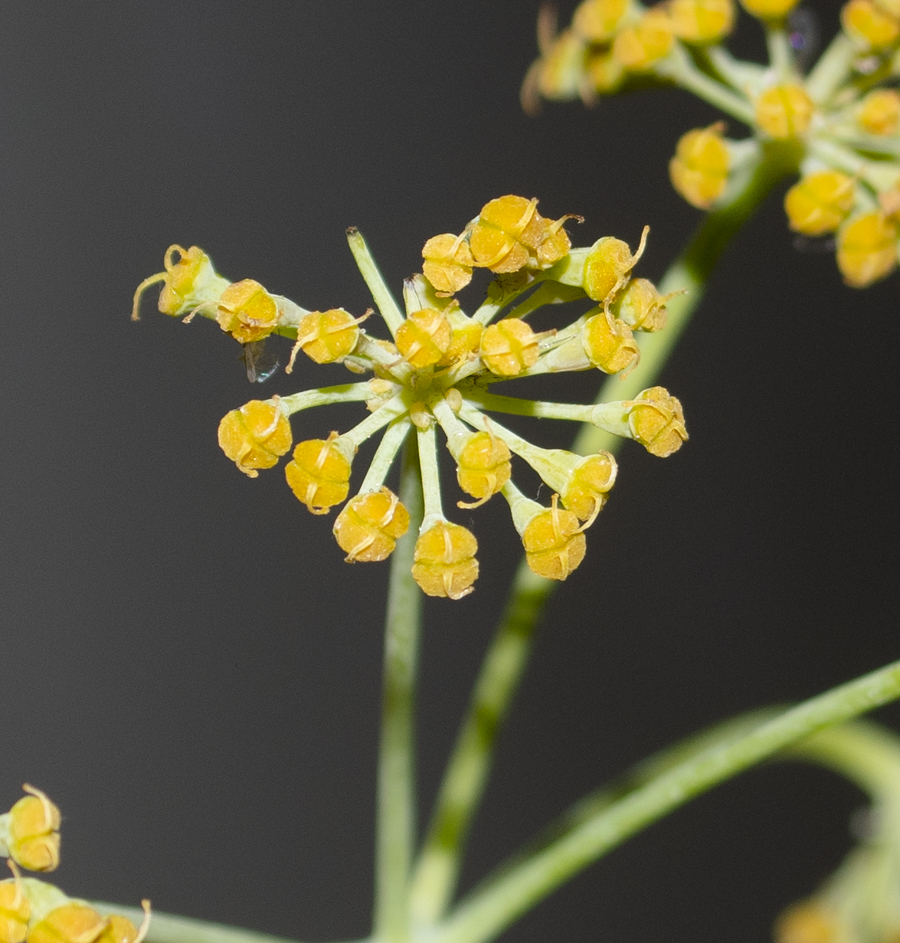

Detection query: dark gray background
xmin=1 ymin=2 xmax=898 ymax=941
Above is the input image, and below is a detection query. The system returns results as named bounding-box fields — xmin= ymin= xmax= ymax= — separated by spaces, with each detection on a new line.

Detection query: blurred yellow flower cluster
xmin=0 ymin=787 xmax=148 ymax=943
xmin=133 ymin=196 xmax=688 ymax=599
xmin=526 ymin=0 xmax=900 ymax=287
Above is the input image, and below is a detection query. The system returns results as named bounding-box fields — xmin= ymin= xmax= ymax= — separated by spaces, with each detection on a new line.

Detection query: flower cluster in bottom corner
xmin=133 ymin=195 xmax=688 ymax=600
xmin=0 ymin=786 xmax=149 ymax=943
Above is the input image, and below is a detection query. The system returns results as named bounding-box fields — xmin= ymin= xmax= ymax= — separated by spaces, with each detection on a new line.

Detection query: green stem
xmin=347 ymin=227 xmax=406 ymax=338
xmin=658 ymin=46 xmax=755 ymax=126
xmin=433 ymin=659 xmax=900 ymax=943
xmin=374 ymin=438 xmax=425 ymax=943
xmin=766 ymin=25 xmax=796 ymax=83
xmin=806 ymin=31 xmax=858 ymax=106
xmin=409 ymin=154 xmax=792 ymax=926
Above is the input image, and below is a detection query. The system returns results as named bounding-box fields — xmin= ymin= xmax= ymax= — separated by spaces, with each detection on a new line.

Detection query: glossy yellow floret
xmin=612 ymin=7 xmax=674 ymax=71
xmin=858 ymin=88 xmax=900 ymax=134
xmin=284 ymin=434 xmax=353 ymax=514
xmin=572 ymin=0 xmax=630 ymax=42
xmin=480 ymin=319 xmax=542 ymax=376
xmin=0 ymin=875 xmax=30 ymax=943
xmin=842 ymin=0 xmax=900 ymax=48
xmin=218 ymin=400 xmax=292 ymax=478
xmin=774 ymin=901 xmax=842 ymax=943
xmin=522 ymin=495 xmax=587 ymax=580
xmin=836 ymin=210 xmax=899 ymax=286
xmin=628 ymin=387 xmax=688 ymax=456
xmin=669 ymin=125 xmax=730 ymax=210
xmin=755 ymin=85 xmax=815 ymax=138
xmin=739 ymin=0 xmax=801 ymax=18
xmin=422 ymin=234 xmax=475 ymax=295
xmin=131 ymin=245 xmax=228 ymax=321
xmin=412 ymin=521 xmax=479 ymax=599
xmin=609 ymin=278 xmax=670 ymax=332
xmin=669 ymin=0 xmax=735 ymax=44
xmin=581 ymin=309 xmax=640 ymax=374
xmin=439 ymin=309 xmax=483 ymax=367
xmin=582 ymin=230 xmax=647 ymax=302
xmin=396 ymin=309 xmax=452 ymax=368
xmin=215 ymin=279 xmax=280 ymax=344
xmin=526 ymin=29 xmax=587 ymax=106
xmin=7 ymin=787 xmax=60 ymax=873
xmin=469 ymin=196 xmax=543 ymax=273
xmin=290 ymin=309 xmax=361 ymax=370
xmin=559 ymin=452 xmax=618 ymax=521
xmin=784 ymin=171 xmax=856 ymax=236
xmin=333 ymin=488 xmax=410 ymax=562
xmin=456 ymin=431 xmax=512 ymax=504
xmin=26 ymin=904 xmax=106 ymax=943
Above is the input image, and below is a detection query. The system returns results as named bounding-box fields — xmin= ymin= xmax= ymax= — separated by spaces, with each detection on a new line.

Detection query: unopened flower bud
xmin=4 ymin=788 xmax=60 ymax=874
xmin=26 ymin=904 xmax=106 ymax=943
xmin=857 ymin=88 xmax=900 ymax=135
xmin=528 ymin=30 xmax=587 ymax=105
xmin=218 ymin=400 xmax=292 ymax=478
xmin=836 ymin=210 xmax=899 ymax=286
xmin=480 ymin=318 xmax=543 ymax=376
xmin=755 ymin=85 xmax=815 ymax=139
xmin=842 ymin=0 xmax=900 ymax=48
xmin=586 ymin=47 xmax=626 ymax=94
xmin=216 ymin=279 xmax=280 ymax=344
xmin=0 ymin=870 xmax=29 ymax=943
xmin=333 ymin=488 xmax=410 ymax=562
xmin=581 ymin=309 xmax=640 ymax=374
xmin=453 ymin=430 xmax=512 ymax=505
xmin=534 ymin=214 xmax=578 ymax=269
xmin=739 ymin=0 xmax=801 ymax=19
xmin=412 ymin=520 xmax=479 ymax=599
xmin=285 ymin=433 xmax=354 ymax=514
xmin=439 ymin=309 xmax=483 ymax=367
xmin=573 ymin=0 xmax=630 ymax=42
xmin=131 ymin=245 xmax=230 ymax=321
xmin=669 ymin=124 xmax=730 ymax=209
xmin=609 ymin=278 xmax=671 ymax=331
xmin=628 ymin=387 xmax=688 ymax=456
xmin=526 ymin=449 xmax=618 ymax=521
xmin=289 ymin=309 xmax=361 ymax=369
xmin=514 ymin=493 xmax=587 ymax=580
xmin=582 ymin=229 xmax=648 ymax=302
xmin=612 ymin=7 xmax=674 ymax=71
xmin=396 ymin=308 xmax=452 ymax=368
xmin=422 ymin=234 xmax=474 ymax=294
xmin=784 ymin=171 xmax=856 ymax=236
xmin=669 ymin=0 xmax=735 ymax=44
xmin=469 ymin=196 xmax=544 ymax=273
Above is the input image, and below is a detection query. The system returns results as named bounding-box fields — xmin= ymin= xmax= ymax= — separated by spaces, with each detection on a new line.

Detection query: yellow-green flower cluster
xmin=527 ymin=0 xmax=900 ymax=287
xmin=0 ymin=787 xmax=149 ymax=943
xmin=133 ymin=196 xmax=688 ymax=599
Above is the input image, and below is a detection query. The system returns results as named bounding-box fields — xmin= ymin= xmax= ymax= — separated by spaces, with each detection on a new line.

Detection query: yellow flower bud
xmin=289 ymin=309 xmax=361 ymax=369
xmin=217 ymin=400 xmax=292 ymax=478
xmin=333 ymin=488 xmax=410 ymax=562
xmin=628 ymin=387 xmax=688 ymax=456
xmin=480 ymin=318 xmax=542 ymax=376
xmin=573 ymin=0 xmax=630 ymax=42
xmin=529 ymin=30 xmax=588 ymax=104
xmin=422 ymin=234 xmax=474 ymax=294
xmin=784 ymin=171 xmax=856 ymax=236
xmin=836 ymin=210 xmax=899 ymax=287
xmin=755 ymin=85 xmax=815 ymax=139
xmin=215 ymin=279 xmax=280 ymax=344
xmin=559 ymin=452 xmax=618 ymax=521
xmin=438 ymin=309 xmax=483 ymax=367
xmin=857 ymin=88 xmax=900 ymax=135
xmin=6 ymin=788 xmax=60 ymax=873
xmin=455 ymin=431 xmax=512 ymax=504
xmin=586 ymin=47 xmax=626 ymax=94
xmin=582 ymin=229 xmax=648 ymax=302
xmin=96 ymin=918 xmax=140 ymax=943
xmin=669 ymin=0 xmax=735 ymax=44
xmin=521 ymin=495 xmax=587 ymax=581
xmin=0 ymin=872 xmax=30 ymax=943
xmin=774 ymin=901 xmax=842 ymax=943
xmin=26 ymin=904 xmax=106 ymax=943
xmin=842 ymin=0 xmax=900 ymax=49
xmin=612 ymin=7 xmax=674 ymax=71
xmin=396 ymin=308 xmax=452 ymax=368
xmin=285 ymin=433 xmax=353 ymax=515
xmin=669 ymin=124 xmax=731 ymax=210
xmin=609 ymin=278 xmax=670 ymax=331
xmin=581 ymin=309 xmax=640 ymax=374
xmin=131 ymin=245 xmax=229 ymax=321
xmin=739 ymin=0 xmax=801 ymax=19
xmin=534 ymin=214 xmax=577 ymax=269
xmin=412 ymin=521 xmax=479 ymax=599
xmin=469 ymin=196 xmax=544 ymax=273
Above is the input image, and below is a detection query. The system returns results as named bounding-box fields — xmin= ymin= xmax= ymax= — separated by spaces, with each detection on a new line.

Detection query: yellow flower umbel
xmin=525 ymin=0 xmax=900 ymax=287
xmin=134 ymin=198 xmax=687 ymax=597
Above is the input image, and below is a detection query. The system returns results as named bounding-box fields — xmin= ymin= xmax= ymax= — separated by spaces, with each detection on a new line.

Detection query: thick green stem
xmin=374 ymin=439 xmax=425 ymax=943
xmin=409 ymin=153 xmax=792 ymax=926
xmin=433 ymin=659 xmax=900 ymax=943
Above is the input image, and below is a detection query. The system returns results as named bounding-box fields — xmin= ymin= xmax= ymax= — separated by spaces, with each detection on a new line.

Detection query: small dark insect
xmin=240 ymin=340 xmax=280 ymax=383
